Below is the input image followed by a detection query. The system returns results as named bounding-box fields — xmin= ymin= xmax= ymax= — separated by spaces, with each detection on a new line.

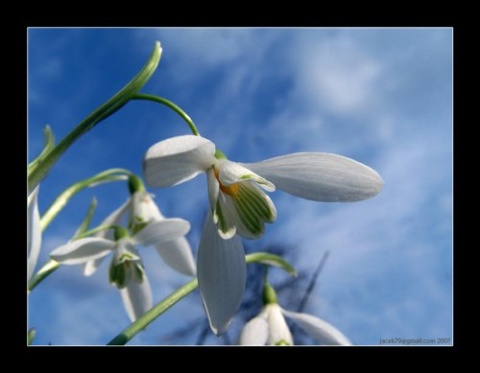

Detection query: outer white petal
xmin=119 ymin=272 xmax=153 ymax=322
xmin=95 ymin=198 xmax=132 ymax=240
xmin=216 ymin=159 xmax=275 ymax=192
xmin=131 ymin=191 xmax=164 ymax=222
xmin=245 ymin=153 xmax=384 ymax=202
xmin=50 ymin=237 xmax=115 ymax=265
xmin=197 ymin=212 xmax=246 ymax=335
xmin=143 ymin=135 xmax=216 ymax=187
xmin=83 ymin=256 xmax=107 ymax=277
xmin=281 ymin=309 xmax=352 ymax=345
xmin=206 ymin=168 xmax=220 ymax=215
xmin=155 ymin=237 xmax=196 ymax=276
xmin=27 ymin=187 xmax=42 ymax=279
xmin=238 ymin=316 xmax=269 ymax=345
xmin=266 ymin=304 xmax=293 ymax=345
xmin=134 ymin=218 xmax=191 ymax=247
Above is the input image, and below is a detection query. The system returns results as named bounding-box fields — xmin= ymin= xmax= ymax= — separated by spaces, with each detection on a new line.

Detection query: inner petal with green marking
xmin=212 ymin=163 xmax=277 ymax=239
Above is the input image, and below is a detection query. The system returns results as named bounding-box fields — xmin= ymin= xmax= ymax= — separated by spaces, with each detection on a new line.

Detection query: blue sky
xmin=27 ymin=27 xmax=453 ymax=346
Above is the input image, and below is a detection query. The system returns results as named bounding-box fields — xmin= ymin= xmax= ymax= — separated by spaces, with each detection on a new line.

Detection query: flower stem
xmin=106 ymin=252 xmax=296 ymax=345
xmin=107 ymin=278 xmax=198 ymax=345
xmin=131 ymin=94 xmax=200 ymax=136
xmin=40 ymin=168 xmax=131 ymax=232
xmin=27 ymin=42 xmax=162 ymax=195
xmin=27 ymin=259 xmax=60 ymax=293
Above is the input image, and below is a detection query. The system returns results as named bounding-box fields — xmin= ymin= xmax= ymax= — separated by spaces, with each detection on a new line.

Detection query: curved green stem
xmin=107 ymin=252 xmax=296 ymax=345
xmin=40 ymin=168 xmax=132 ymax=231
xmin=132 ymin=94 xmax=200 ymax=136
xmin=107 ymin=278 xmax=198 ymax=345
xmin=28 ymin=224 xmax=116 ymax=293
xmin=27 ymin=259 xmax=60 ymax=293
xmin=28 ymin=42 xmax=162 ymax=194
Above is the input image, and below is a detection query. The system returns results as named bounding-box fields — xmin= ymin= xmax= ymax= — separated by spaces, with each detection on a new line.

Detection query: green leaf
xmin=40 ymin=168 xmax=131 ymax=231
xmin=27 ymin=125 xmax=56 ymax=174
xmin=28 ymin=42 xmax=162 ymax=193
xmin=72 ymin=197 xmax=98 ymax=240
xmin=27 ymin=328 xmax=36 ymax=345
xmin=246 ymin=252 xmax=297 ymax=276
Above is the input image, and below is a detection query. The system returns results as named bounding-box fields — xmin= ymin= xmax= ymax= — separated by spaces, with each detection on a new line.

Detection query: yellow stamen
xmin=214 ymin=168 xmax=239 ymax=197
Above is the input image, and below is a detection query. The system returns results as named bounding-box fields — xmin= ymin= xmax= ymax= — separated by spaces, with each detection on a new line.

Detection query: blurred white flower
xmin=239 ymin=284 xmax=351 ymax=346
xmin=27 ymin=186 xmax=41 ymax=280
xmin=84 ymin=176 xmax=196 ymax=277
xmin=50 ymin=219 xmax=190 ymax=322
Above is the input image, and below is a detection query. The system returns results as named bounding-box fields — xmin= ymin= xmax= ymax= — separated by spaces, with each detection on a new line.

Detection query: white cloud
xmin=291 ymin=33 xmax=383 ymax=116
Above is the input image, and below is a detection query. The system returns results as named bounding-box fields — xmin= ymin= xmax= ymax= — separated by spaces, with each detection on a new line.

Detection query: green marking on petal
xmin=226 ymin=182 xmax=277 ymax=238
xmin=132 ymin=262 xmax=145 ymax=283
xmin=213 ymin=198 xmax=237 ymax=239
xmin=110 ymin=260 xmax=128 ymax=288
xmin=215 ymin=199 xmax=232 ymax=237
xmin=110 ymin=260 xmax=143 ymax=289
xmin=239 ymin=184 xmax=275 ymax=221
xmin=275 ymin=339 xmax=291 ymax=346
xmin=234 ymin=193 xmax=263 ymax=235
xmin=118 ymin=253 xmax=135 ymax=263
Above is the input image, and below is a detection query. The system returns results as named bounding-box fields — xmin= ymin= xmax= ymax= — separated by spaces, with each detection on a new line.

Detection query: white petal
xmin=245 ymin=153 xmax=384 ymax=202
xmin=50 ymin=237 xmax=115 ymax=265
xmin=215 ymin=192 xmax=237 ymax=239
xmin=131 ymin=191 xmax=164 ymax=223
xmin=281 ymin=309 xmax=352 ymax=345
xmin=119 ymin=272 xmax=153 ymax=322
xmin=143 ymin=135 xmax=215 ymax=187
xmin=133 ymin=218 xmax=191 ymax=247
xmin=197 ymin=213 xmax=246 ymax=335
xmin=115 ymin=239 xmax=141 ymax=263
xmin=83 ymin=257 xmax=106 ymax=276
xmin=217 ymin=159 xmax=275 ymax=192
xmin=206 ymin=168 xmax=220 ymax=214
xmin=155 ymin=237 xmax=196 ymax=276
xmin=27 ymin=186 xmax=42 ymax=279
xmin=95 ymin=198 xmax=131 ymax=240
xmin=266 ymin=304 xmax=293 ymax=345
xmin=238 ymin=316 xmax=269 ymax=345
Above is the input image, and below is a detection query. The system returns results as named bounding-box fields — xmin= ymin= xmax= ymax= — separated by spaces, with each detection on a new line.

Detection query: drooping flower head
xmin=50 ymin=219 xmax=190 ymax=321
xmin=143 ymin=134 xmax=383 ymax=335
xmin=144 ymin=135 xmax=383 ymax=240
xmin=238 ymin=282 xmax=351 ymax=346
xmin=84 ymin=174 xmax=196 ymax=278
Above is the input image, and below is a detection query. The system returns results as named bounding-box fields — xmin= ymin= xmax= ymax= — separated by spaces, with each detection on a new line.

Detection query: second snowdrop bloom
xmin=144 ymin=135 xmax=384 ymax=240
xmin=84 ymin=175 xmax=196 ymax=277
xmin=239 ymin=283 xmax=351 ymax=346
xmin=50 ymin=219 xmax=190 ymax=322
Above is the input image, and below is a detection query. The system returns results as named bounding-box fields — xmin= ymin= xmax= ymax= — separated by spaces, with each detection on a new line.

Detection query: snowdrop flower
xmin=144 ymin=135 xmax=383 ymax=240
xmin=50 ymin=219 xmax=190 ymax=322
xmin=143 ymin=135 xmax=383 ymax=334
xmin=84 ymin=175 xmax=196 ymax=277
xmin=27 ymin=186 xmax=41 ymax=280
xmin=239 ymin=283 xmax=351 ymax=346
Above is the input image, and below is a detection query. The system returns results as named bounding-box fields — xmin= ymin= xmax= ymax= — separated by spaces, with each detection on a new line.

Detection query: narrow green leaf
xmin=72 ymin=197 xmax=98 ymax=240
xmin=28 ymin=125 xmax=56 ymax=174
xmin=27 ymin=328 xmax=36 ymax=345
xmin=28 ymin=42 xmax=162 ymax=193
xmin=40 ymin=168 xmax=131 ymax=231
xmin=246 ymin=252 xmax=297 ymax=276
